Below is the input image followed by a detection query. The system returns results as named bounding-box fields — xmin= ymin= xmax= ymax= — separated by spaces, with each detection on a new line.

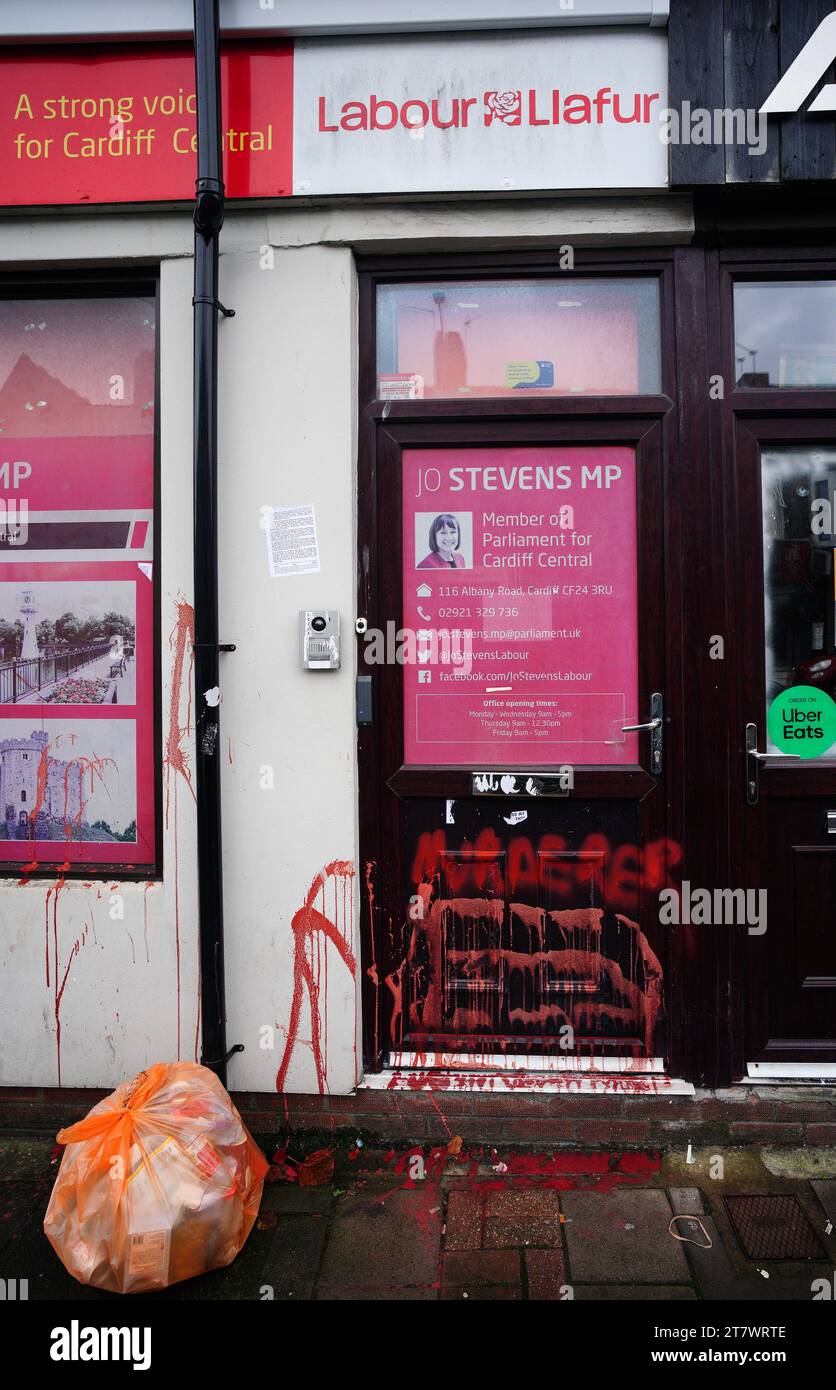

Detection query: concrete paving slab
xmin=166 ymin=1225 xmax=276 ymax=1302
xmin=561 ymin=1190 xmax=690 ymax=1283
xmin=485 ymin=1189 xmax=563 ymax=1248
xmin=669 ymin=1187 xmax=705 ymax=1214
xmin=318 ymin=1187 xmax=442 ymax=1292
xmin=667 ymin=1208 xmax=749 ymax=1301
xmin=441 ymin=1286 xmax=520 ymax=1300
xmin=5 ymin=1210 xmax=110 ymax=1300
xmin=258 ymin=1213 xmax=330 ymax=1300
xmin=442 ymin=1249 xmax=521 ymax=1300
xmin=525 ymin=1247 xmax=568 ymax=1299
xmin=811 ymin=1181 xmax=836 ymax=1226
xmin=317 ymin=1285 xmax=438 ymax=1299
xmin=0 ymin=1182 xmax=43 ymax=1257
xmin=0 ymin=1137 xmax=56 ymax=1179
xmin=260 ymin=1184 xmax=332 ymax=1214
xmin=443 ymin=1249 xmax=519 ymax=1283
xmin=573 ymin=1284 xmax=697 ymax=1300
xmin=444 ymin=1190 xmax=483 ymax=1250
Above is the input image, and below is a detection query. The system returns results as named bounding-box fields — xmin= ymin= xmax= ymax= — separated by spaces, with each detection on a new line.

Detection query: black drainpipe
xmin=192 ymin=0 xmax=241 ymax=1087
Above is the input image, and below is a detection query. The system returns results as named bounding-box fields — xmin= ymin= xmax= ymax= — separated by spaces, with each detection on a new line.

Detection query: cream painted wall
xmin=0 ymin=196 xmax=693 ymax=1094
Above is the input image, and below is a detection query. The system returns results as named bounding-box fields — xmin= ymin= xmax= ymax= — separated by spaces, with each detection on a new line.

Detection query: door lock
xmin=622 ymin=692 xmax=663 ymax=775
xmin=745 ymin=722 xmax=800 ymax=805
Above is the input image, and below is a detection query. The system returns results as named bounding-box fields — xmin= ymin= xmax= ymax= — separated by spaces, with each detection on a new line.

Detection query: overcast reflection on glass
xmin=734 ymin=281 xmax=836 ymax=388
xmin=762 ymin=446 xmax=836 ymax=757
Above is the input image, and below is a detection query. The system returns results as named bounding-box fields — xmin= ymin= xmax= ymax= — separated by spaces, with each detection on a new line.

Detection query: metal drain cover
xmin=725 ymin=1195 xmax=827 ymax=1261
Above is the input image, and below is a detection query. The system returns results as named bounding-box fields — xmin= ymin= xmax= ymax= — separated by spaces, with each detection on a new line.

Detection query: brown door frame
xmin=356 ymin=249 xmax=688 ymax=1074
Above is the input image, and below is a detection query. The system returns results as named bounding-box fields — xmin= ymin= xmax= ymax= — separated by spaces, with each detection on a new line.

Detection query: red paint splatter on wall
xmin=44 ymin=878 xmax=92 ymax=1085
xmin=22 ymin=737 xmax=114 ymax=853
xmin=394 ymin=828 xmax=674 ymax=1056
xmin=398 ymin=898 xmax=662 ymax=1055
xmin=163 ymin=596 xmax=196 ymax=1060
xmin=61 ymin=754 xmax=117 ymax=844
xmin=410 ymin=829 xmax=682 ymax=914
xmin=165 ymin=598 xmax=196 ymax=817
xmin=276 ymin=860 xmax=357 ymax=1095
xmin=385 ymin=1067 xmax=664 ymax=1095
xmin=31 ymin=742 xmax=51 ymax=827
xmin=364 ymin=860 xmax=380 ymax=1063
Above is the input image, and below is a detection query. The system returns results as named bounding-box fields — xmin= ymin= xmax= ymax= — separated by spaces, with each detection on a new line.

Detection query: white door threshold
xmin=360 ymin=1067 xmax=695 ymax=1096
xmin=388 ymin=1050 xmax=666 ymax=1074
xmin=745 ymin=1061 xmax=836 ymax=1082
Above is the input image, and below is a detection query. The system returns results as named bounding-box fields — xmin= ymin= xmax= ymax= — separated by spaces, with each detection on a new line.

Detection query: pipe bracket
xmin=192 ymin=295 xmax=235 ymax=317
xmin=201 ymin=1043 xmax=245 ymax=1071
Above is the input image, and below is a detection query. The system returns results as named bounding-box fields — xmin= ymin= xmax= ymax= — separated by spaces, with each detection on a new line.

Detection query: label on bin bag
xmin=126 ymin=1229 xmax=170 ymax=1284
xmin=183 ymin=1134 xmax=223 ymax=1181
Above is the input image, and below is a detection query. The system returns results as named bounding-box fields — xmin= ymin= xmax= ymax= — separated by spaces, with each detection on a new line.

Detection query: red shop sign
xmin=0 ymin=43 xmax=293 ymax=207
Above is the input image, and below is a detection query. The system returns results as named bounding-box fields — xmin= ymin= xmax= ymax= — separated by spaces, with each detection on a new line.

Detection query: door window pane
xmin=734 ymin=281 xmax=836 ymax=388
xmin=377 ymin=278 xmax=661 ymax=398
xmin=762 ymin=446 xmax=836 ymax=756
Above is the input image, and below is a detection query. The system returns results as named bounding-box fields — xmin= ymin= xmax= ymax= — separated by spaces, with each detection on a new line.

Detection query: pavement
xmin=1 ymin=1133 xmax=834 ymax=1301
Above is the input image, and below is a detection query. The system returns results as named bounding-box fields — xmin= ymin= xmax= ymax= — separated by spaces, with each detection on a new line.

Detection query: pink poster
xmin=402 ymin=446 xmax=639 ymax=767
xmin=0 ymin=433 xmax=155 ymax=866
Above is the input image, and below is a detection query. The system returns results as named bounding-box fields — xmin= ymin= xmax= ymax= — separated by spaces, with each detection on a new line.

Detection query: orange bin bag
xmin=44 ymin=1062 xmax=268 ymax=1294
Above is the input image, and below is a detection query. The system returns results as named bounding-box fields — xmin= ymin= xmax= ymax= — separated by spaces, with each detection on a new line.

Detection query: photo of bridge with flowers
xmin=0 ymin=580 xmax=136 ymax=705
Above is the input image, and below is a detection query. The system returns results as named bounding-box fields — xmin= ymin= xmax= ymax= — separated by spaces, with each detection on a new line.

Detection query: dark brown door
xmin=735 ymin=416 xmax=836 ymax=1065
xmin=357 ymin=258 xmax=684 ymax=1069
xmin=715 ymin=260 xmax=836 ymax=1072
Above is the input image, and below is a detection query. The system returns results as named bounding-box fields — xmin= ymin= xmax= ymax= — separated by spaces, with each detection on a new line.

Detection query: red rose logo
xmin=484 ymin=90 xmax=522 ymax=126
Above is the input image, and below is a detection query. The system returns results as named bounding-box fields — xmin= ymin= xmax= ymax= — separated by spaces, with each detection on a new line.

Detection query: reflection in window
xmin=0 ymin=298 xmax=156 ymax=437
xmin=762 ymin=447 xmax=836 ymax=754
xmin=377 ymin=278 xmax=661 ymax=398
xmin=734 ymin=281 xmax=836 ymax=388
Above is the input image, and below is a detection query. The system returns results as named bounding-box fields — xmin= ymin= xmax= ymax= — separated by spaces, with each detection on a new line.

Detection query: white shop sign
xmin=292 ymin=28 xmax=669 ymax=195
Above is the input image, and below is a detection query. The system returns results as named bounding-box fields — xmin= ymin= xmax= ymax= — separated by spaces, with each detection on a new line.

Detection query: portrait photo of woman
xmin=417 ymin=512 xmax=470 ymax=570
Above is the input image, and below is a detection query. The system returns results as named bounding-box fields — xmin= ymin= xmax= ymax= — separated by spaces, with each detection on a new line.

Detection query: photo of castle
xmin=0 ymin=721 xmax=136 ymax=842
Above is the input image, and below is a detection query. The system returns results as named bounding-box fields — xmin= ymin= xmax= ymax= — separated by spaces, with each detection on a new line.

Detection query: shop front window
xmin=762 ymin=445 xmax=836 ymax=756
xmin=377 ymin=277 xmax=661 ymax=398
xmin=734 ymin=280 xmax=836 ymax=388
xmin=0 ymin=291 xmax=158 ymax=869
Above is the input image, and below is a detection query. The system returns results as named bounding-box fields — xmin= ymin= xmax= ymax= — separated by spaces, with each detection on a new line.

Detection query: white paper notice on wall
xmin=263 ymin=504 xmax=321 ymax=578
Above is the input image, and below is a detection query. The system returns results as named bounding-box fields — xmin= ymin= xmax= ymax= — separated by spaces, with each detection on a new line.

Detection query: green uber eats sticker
xmin=767 ymin=685 xmax=836 ymax=759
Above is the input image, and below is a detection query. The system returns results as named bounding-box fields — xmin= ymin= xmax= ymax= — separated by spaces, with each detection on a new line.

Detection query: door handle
xmin=622 ymin=692 xmax=663 ymax=775
xmin=745 ymin=722 xmax=800 ymax=805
